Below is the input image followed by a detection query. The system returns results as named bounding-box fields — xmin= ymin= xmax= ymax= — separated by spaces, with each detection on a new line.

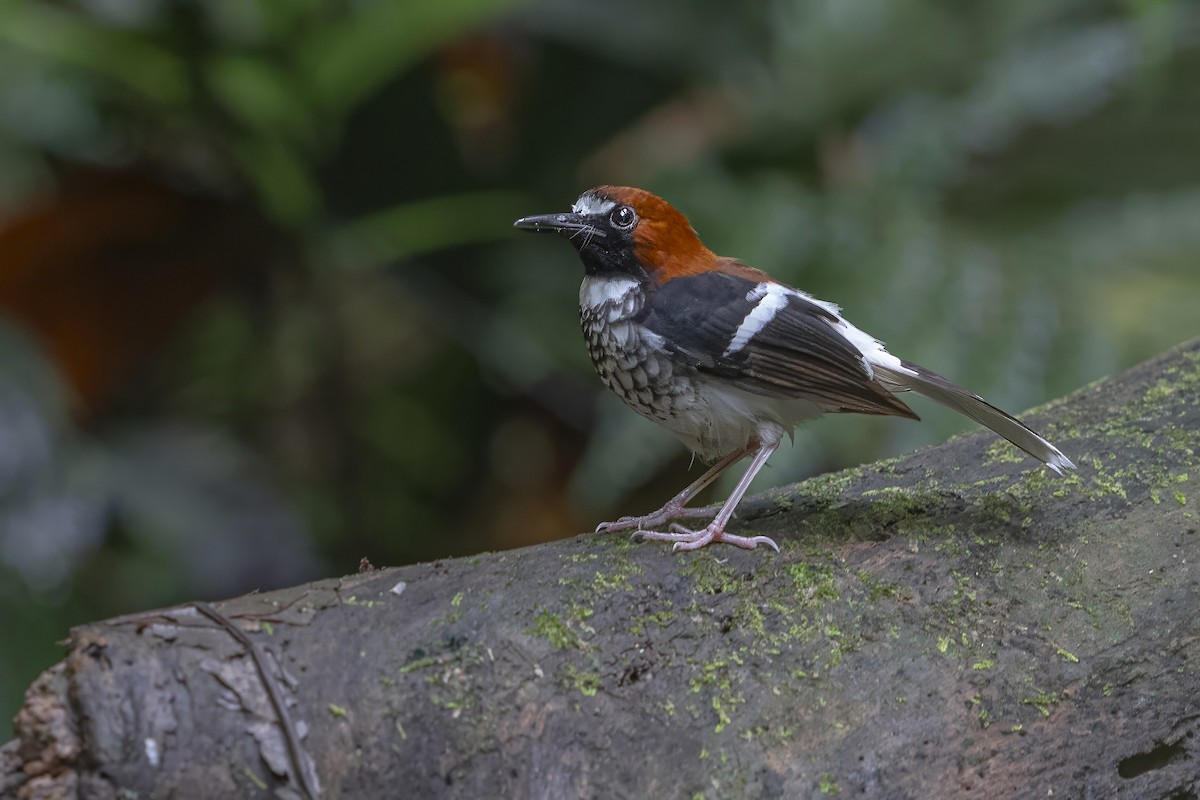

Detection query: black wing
xmin=637 ymin=270 xmax=917 ymax=418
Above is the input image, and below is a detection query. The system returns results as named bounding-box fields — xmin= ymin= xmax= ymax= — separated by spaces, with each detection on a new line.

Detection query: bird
xmin=513 ymin=186 xmax=1075 ymax=553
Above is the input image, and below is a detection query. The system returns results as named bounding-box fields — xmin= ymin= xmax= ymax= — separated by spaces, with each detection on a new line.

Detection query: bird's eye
xmin=610 ymin=205 xmax=636 ymax=230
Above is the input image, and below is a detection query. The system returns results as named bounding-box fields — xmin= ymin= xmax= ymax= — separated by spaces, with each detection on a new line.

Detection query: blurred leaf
xmin=308 ymin=0 xmax=531 ymax=116
xmin=103 ymin=423 xmax=319 ymax=597
xmin=234 ymin=132 xmax=323 ymax=224
xmin=333 ymin=190 xmax=529 ymax=262
xmin=0 ymin=2 xmax=187 ymax=105
xmin=207 ymin=54 xmax=316 ymax=144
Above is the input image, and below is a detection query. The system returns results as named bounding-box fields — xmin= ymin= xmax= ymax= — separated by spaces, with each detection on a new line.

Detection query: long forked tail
xmin=873 ymin=360 xmax=1076 ymax=475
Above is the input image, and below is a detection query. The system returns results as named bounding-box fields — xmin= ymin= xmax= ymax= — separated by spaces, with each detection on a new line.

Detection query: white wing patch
xmin=723 ymin=282 xmax=789 ymax=357
xmin=721 ymin=281 xmax=917 ymax=381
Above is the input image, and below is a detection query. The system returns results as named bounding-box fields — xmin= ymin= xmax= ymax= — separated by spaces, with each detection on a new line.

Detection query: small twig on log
xmin=193 ymin=602 xmax=320 ymax=800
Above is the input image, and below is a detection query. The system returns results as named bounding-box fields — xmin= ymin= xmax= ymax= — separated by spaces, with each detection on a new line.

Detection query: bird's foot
xmin=595 ymin=502 xmax=723 ymax=535
xmin=634 ymin=523 xmax=779 ymax=553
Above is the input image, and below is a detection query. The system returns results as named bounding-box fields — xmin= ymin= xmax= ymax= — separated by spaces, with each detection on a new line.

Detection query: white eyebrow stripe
xmin=723 ymin=282 xmax=790 ymax=357
xmin=573 ymin=193 xmax=616 ymax=216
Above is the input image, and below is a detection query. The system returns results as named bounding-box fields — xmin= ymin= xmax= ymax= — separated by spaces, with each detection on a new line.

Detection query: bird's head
xmin=514 ymin=186 xmax=718 ymax=283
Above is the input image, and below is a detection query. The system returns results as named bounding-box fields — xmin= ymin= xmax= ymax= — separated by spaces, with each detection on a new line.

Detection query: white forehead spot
xmin=573 ymin=192 xmax=616 ymax=216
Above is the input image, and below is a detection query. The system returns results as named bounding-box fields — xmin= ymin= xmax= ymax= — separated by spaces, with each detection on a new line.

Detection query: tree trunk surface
xmin=4 ymin=340 xmax=1199 ymax=800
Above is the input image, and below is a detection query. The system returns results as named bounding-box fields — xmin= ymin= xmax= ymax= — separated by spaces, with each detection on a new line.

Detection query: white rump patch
xmin=580 ymin=276 xmax=638 ymax=311
xmin=723 ymin=282 xmax=789 ymax=357
xmin=573 ymin=192 xmax=616 ymax=216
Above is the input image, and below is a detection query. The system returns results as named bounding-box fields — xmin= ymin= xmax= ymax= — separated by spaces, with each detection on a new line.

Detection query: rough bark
xmin=3 ymin=339 xmax=1200 ymax=800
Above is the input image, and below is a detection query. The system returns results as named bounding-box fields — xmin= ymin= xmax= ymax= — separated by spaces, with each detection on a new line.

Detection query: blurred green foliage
xmin=1 ymin=0 xmax=1198 ymax=735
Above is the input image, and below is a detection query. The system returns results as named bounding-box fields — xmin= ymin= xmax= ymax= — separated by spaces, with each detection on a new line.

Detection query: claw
xmin=595 ymin=503 xmax=722 ymax=536
xmin=724 ymin=534 xmax=780 ymax=552
xmin=594 ymin=442 xmax=781 ymax=553
xmin=633 ymin=523 xmax=779 ymax=553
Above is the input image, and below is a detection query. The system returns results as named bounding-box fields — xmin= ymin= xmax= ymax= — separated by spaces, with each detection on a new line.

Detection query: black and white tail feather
xmin=872 ymin=360 xmax=1075 ymax=475
xmin=635 ymin=271 xmax=1075 ymax=475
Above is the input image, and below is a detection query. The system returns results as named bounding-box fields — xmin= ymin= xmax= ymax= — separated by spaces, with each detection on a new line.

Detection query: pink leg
xmin=636 ymin=441 xmax=780 ymax=552
xmin=595 ymin=444 xmax=754 ymax=535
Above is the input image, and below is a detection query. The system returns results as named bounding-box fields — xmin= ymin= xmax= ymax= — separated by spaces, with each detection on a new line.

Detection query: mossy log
xmin=4 ymin=339 xmax=1200 ymax=800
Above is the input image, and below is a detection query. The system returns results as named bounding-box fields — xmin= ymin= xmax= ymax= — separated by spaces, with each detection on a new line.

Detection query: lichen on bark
xmin=4 ymin=340 xmax=1199 ymax=799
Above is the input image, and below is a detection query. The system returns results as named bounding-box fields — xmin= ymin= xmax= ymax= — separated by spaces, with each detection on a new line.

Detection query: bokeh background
xmin=2 ymin=0 xmax=1198 ymax=734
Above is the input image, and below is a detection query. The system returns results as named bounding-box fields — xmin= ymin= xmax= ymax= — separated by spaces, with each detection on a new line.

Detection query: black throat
xmin=573 ymin=235 xmax=650 ymax=282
